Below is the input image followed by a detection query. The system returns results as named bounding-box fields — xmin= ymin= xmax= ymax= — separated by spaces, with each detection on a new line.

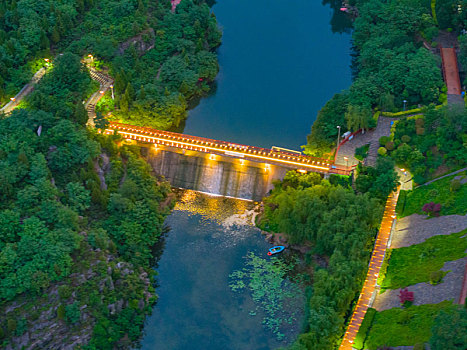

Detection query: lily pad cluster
xmin=229 ymin=252 xmax=304 ymax=340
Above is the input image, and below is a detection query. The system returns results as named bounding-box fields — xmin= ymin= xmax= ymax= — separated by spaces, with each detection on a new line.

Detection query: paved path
xmin=390 ymin=213 xmax=467 ymax=249
xmin=365 ymin=117 xmax=398 ymax=167
xmin=440 ymin=47 xmax=462 ymax=96
xmin=335 ymin=129 xmax=374 ymax=167
xmin=0 ymin=67 xmax=47 ymax=114
xmin=339 ymin=188 xmax=400 ymax=349
xmin=85 ymin=68 xmax=113 ymax=126
xmin=373 ymin=258 xmax=466 ymax=311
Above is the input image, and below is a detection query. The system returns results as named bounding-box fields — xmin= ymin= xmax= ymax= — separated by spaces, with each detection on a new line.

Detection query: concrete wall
xmin=142 ymin=144 xmax=289 ymax=201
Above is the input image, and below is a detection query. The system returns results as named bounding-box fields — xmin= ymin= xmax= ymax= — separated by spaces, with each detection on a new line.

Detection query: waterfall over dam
xmin=140 ymin=144 xmax=289 ymax=201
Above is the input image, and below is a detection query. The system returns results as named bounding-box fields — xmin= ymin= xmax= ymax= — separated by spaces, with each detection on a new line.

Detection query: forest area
xmin=306 ymin=0 xmax=467 ymax=159
xmin=257 ymin=0 xmax=467 ymax=349
xmin=0 ymin=0 xmax=219 ymax=348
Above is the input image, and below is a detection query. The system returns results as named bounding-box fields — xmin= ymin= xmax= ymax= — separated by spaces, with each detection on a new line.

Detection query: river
xmin=184 ymin=0 xmax=352 ymax=150
xmin=141 ymin=1 xmax=351 ymax=348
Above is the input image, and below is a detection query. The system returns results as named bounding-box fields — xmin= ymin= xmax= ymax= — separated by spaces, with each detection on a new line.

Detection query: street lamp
xmin=110 ymin=85 xmax=114 ymax=100
xmin=336 ymin=125 xmax=341 ymax=151
xmin=403 ymin=99 xmax=407 ymax=111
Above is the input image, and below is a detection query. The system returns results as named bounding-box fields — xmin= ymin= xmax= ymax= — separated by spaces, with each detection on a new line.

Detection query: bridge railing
xmin=106 ymin=122 xmax=352 ymax=175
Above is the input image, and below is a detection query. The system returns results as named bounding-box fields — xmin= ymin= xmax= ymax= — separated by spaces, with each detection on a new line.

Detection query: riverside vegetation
xmin=0 ymin=0 xmax=220 ymax=346
xmin=0 ymin=51 xmax=174 ymax=349
xmin=1 ymin=0 xmax=467 ymax=349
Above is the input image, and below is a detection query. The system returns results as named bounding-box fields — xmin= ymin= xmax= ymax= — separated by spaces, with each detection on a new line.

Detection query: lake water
xmin=141 ymin=0 xmax=351 ymax=348
xmin=184 ymin=0 xmax=352 ymax=150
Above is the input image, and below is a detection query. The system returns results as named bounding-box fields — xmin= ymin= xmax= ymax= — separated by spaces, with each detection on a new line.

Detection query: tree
xmin=345 ymin=104 xmax=372 ymax=132
xmin=430 ymin=308 xmax=467 ymax=349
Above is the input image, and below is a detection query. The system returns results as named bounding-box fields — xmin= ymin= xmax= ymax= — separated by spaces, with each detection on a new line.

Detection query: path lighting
xmin=403 ymin=99 xmax=407 ymax=111
xmin=110 ymin=84 xmax=114 ymax=100
xmin=10 ymin=97 xmax=15 ymax=101
xmin=336 ymin=125 xmax=341 ymax=151
xmin=99 ymin=90 xmax=104 ymax=94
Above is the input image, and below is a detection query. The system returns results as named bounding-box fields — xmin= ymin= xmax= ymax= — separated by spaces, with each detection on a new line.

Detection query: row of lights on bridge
xmin=114 ymin=125 xmax=330 ymax=167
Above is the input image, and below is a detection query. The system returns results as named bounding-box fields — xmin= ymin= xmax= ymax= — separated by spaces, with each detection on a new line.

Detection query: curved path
xmin=339 ymin=187 xmax=400 ymax=349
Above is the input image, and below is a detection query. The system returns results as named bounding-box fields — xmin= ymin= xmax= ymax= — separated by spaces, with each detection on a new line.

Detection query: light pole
xmin=336 ymin=125 xmax=341 ymax=151
xmin=110 ymin=85 xmax=114 ymax=100
xmin=403 ymin=99 xmax=407 ymax=111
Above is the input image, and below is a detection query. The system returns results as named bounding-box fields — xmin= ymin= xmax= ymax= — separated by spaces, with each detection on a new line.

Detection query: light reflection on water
xmin=140 ymin=190 xmax=303 ymax=350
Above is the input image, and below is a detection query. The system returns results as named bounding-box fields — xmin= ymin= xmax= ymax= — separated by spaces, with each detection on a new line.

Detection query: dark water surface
xmin=141 ymin=1 xmax=351 ymax=348
xmin=184 ymin=0 xmax=352 ymax=150
xmin=141 ymin=192 xmax=302 ymax=349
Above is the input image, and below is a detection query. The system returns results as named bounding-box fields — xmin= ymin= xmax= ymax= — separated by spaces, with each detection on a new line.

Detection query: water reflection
xmin=141 ymin=191 xmax=303 ymax=350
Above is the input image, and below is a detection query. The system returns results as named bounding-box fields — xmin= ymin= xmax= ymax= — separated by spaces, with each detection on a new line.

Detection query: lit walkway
xmin=339 ymin=187 xmax=400 ymax=349
xmin=105 ymin=123 xmax=352 ymax=175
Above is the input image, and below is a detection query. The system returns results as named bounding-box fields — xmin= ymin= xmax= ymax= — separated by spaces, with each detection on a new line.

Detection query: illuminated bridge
xmin=105 ymin=122 xmax=351 ymax=176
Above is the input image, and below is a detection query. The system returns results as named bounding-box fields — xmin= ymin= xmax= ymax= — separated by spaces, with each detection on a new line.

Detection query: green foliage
xmin=259 ymin=174 xmax=384 ymax=349
xmin=388 ymin=107 xmax=467 ymax=181
xmin=379 ymin=136 xmax=390 ymax=146
xmin=305 ymin=92 xmax=349 ymax=155
xmin=65 ymin=302 xmax=81 ymax=324
xmin=58 ymin=285 xmax=73 ymax=300
xmin=306 ymin=0 xmax=444 ymax=153
xmin=355 ymin=143 xmax=369 ymax=161
xmin=429 ymin=270 xmax=444 ymax=285
xmin=365 ymin=301 xmax=454 ymax=349
xmin=229 ymin=253 xmax=304 ymax=340
xmin=57 ymin=304 xmax=66 ymax=320
xmin=354 ymin=308 xmax=377 ymax=349
xmin=356 ymin=157 xmax=400 ymax=201
xmin=380 ymin=229 xmax=467 ymax=290
xmin=377 ymin=147 xmax=387 ymax=156
xmin=396 ymin=173 xmax=467 ymax=217
xmin=430 ymin=308 xmax=467 ymax=349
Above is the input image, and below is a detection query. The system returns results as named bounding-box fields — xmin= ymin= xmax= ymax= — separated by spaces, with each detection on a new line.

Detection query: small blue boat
xmin=267 ymin=246 xmax=285 ymax=256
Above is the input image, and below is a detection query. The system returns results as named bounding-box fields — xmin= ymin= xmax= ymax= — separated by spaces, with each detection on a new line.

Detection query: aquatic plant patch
xmin=229 ymin=252 xmax=304 ymax=340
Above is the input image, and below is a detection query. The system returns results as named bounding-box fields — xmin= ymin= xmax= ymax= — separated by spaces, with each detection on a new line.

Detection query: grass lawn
xmin=380 ymin=229 xmax=467 ymax=290
xmin=364 ymin=301 xmax=455 ymax=349
xmin=396 ymin=171 xmax=467 ymax=218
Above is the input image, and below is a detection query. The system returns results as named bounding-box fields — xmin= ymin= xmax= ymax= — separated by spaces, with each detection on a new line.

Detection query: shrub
xmin=450 ymin=179 xmax=462 ymax=192
xmin=65 ymin=302 xmax=81 ymax=324
xmin=431 ymin=41 xmax=438 ymax=48
xmin=385 ymin=141 xmax=395 ymax=151
xmin=379 ymin=136 xmax=390 ymax=146
xmin=57 ymin=304 xmax=66 ymax=320
xmin=422 ymin=202 xmax=441 ymax=216
xmin=401 ymin=135 xmax=411 ymax=143
xmin=7 ymin=319 xmax=16 ymax=334
xmin=58 ymin=285 xmax=72 ymax=300
xmin=378 ymin=147 xmax=387 ymax=156
xmin=413 ymin=343 xmax=425 ymax=350
xmin=429 ymin=271 xmax=444 ymax=285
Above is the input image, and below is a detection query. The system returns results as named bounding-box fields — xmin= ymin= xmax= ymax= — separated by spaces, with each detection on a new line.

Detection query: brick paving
xmin=339 ymin=188 xmax=400 ymax=349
